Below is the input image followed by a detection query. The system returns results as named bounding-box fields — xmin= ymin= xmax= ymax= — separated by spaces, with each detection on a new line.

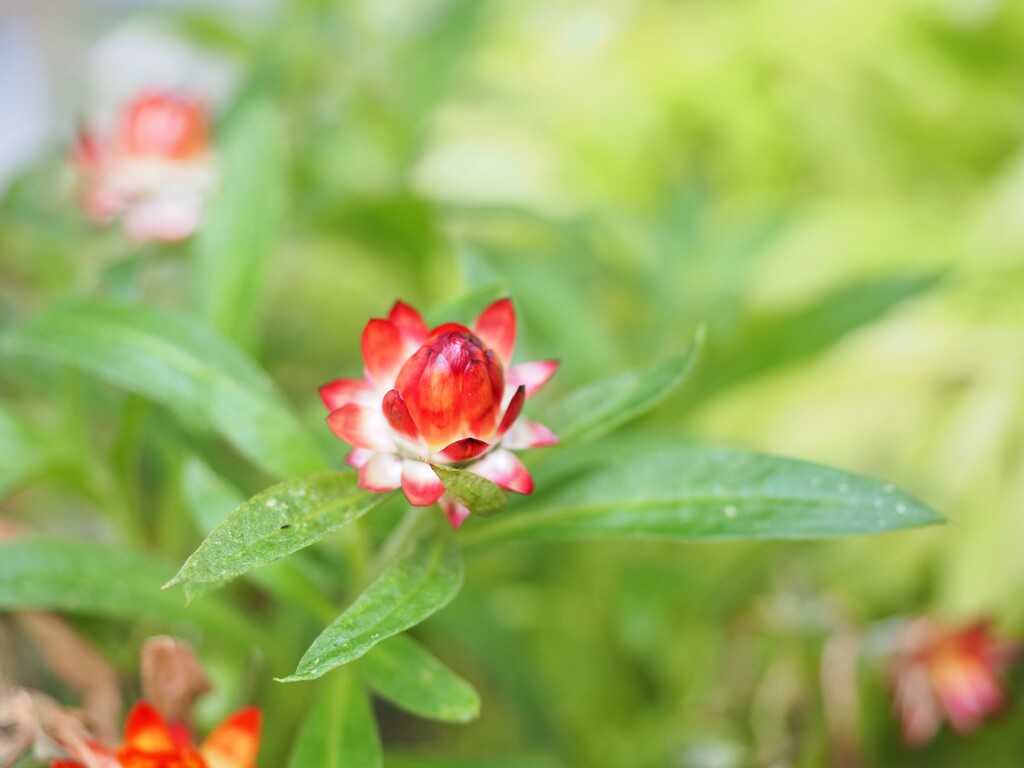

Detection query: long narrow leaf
xmin=287 ymin=670 xmax=381 ymax=768
xmin=1 ymin=302 xmax=325 ymax=478
xmin=0 ymin=538 xmax=258 ymax=650
xmin=168 ymin=472 xmax=388 ymax=591
xmin=550 ymin=329 xmax=704 ymax=445
xmin=193 ymin=97 xmax=284 ymax=351
xmin=360 ymin=635 xmax=480 ymax=723
xmin=462 ymin=445 xmax=943 ymax=546
xmin=281 ymin=528 xmax=463 ymax=682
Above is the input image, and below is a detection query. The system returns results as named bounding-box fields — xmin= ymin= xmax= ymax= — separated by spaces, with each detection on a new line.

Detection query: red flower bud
xmin=395 ymin=329 xmax=504 ymax=449
xmin=321 ymin=299 xmax=559 ymax=527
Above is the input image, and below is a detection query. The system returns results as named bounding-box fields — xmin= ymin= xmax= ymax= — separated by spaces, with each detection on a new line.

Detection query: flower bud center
xmin=395 ymin=331 xmax=504 ymax=447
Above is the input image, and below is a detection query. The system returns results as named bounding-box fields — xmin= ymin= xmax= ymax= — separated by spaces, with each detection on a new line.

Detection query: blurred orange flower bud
xmin=52 ymin=701 xmax=261 ymax=768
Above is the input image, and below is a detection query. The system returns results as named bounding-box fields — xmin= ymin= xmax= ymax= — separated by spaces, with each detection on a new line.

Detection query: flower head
xmin=52 ymin=701 xmax=261 ymax=768
xmin=72 ymin=91 xmax=216 ymax=243
xmin=888 ymin=618 xmax=1020 ymax=744
xmin=320 ymin=298 xmax=558 ymax=528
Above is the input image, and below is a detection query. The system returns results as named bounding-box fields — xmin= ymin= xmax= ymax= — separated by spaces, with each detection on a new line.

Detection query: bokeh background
xmin=3 ymin=1 xmax=1024 ymax=766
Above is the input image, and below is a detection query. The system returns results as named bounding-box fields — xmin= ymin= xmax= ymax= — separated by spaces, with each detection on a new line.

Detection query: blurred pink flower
xmin=888 ymin=618 xmax=1020 ymax=744
xmin=72 ymin=91 xmax=216 ymax=243
xmin=320 ymin=299 xmax=558 ymax=528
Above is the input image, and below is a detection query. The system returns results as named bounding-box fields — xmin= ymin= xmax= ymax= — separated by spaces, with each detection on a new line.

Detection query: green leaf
xmin=430 ymin=464 xmax=506 ymax=517
xmin=288 ymin=669 xmax=382 ymax=768
xmin=182 ymin=457 xmax=246 ymax=536
xmin=179 ymin=459 xmax=339 ymax=620
xmin=193 ymin=97 xmax=285 ymax=351
xmin=0 ymin=538 xmax=259 ymax=649
xmin=385 ymin=756 xmax=562 ymax=768
xmin=0 ymin=406 xmax=60 ymax=499
xmin=0 ymin=302 xmax=325 ymax=478
xmin=168 ymin=472 xmax=388 ymax=591
xmin=360 ymin=635 xmax=480 ymax=723
xmin=462 ymin=445 xmax=943 ymax=546
xmin=550 ymin=329 xmax=704 ymax=445
xmin=688 ymin=275 xmax=939 ymax=407
xmin=281 ymin=528 xmax=464 ymax=682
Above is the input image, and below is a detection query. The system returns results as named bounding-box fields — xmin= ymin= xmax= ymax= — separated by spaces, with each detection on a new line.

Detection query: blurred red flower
xmin=51 ymin=701 xmax=260 ymax=768
xmin=888 ymin=618 xmax=1020 ymax=744
xmin=320 ymin=298 xmax=558 ymax=528
xmin=72 ymin=91 xmax=216 ymax=243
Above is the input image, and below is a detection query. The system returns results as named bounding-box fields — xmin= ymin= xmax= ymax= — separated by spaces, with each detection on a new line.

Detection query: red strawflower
xmin=320 ymin=298 xmax=558 ymax=528
xmin=888 ymin=618 xmax=1020 ymax=744
xmin=51 ymin=701 xmax=260 ymax=768
xmin=72 ymin=91 xmax=216 ymax=243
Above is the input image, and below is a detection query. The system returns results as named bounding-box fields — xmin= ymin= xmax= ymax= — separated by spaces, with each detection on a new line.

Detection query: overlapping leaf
xmin=361 ymin=635 xmax=480 ymax=723
xmin=1 ymin=302 xmax=325 ymax=478
xmin=551 ymin=330 xmax=704 ymax=445
xmin=193 ymin=97 xmax=284 ymax=351
xmin=287 ymin=670 xmax=381 ymax=768
xmin=168 ymin=472 xmax=387 ymax=591
xmin=0 ymin=537 xmax=257 ymax=649
xmin=282 ymin=529 xmax=463 ymax=682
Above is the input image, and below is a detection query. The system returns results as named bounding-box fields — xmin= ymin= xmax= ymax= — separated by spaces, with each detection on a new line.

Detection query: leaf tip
xmin=276 ymin=672 xmax=313 ymax=684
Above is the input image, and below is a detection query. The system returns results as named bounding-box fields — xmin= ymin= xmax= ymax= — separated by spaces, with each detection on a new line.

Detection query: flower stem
xmin=366 ymin=504 xmax=425 ymax=585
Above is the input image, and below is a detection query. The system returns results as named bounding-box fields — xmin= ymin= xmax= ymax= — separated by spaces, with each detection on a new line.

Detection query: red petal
xmin=435 ymin=438 xmax=491 ymax=462
xmin=506 ymin=360 xmax=559 ymax=398
xmin=327 ymin=404 xmax=395 ymax=452
xmin=362 ymin=318 xmax=408 ymax=386
xmin=473 ymin=298 xmax=516 ymax=365
xmin=319 ymin=378 xmax=374 ymax=410
xmin=439 ymin=495 xmax=471 ymax=529
xmin=497 ymin=385 xmax=526 ymax=437
xmin=200 ymin=707 xmax=262 ymax=768
xmin=358 ymin=453 xmax=402 ymax=492
xmin=382 ymin=390 xmax=422 ymax=443
xmin=502 ymin=418 xmax=559 ymax=450
xmin=388 ymin=301 xmax=429 ymax=344
xmin=470 ymin=449 xmax=534 ymax=494
xmin=427 ymin=322 xmax=472 ymax=342
xmin=401 ymin=460 xmax=446 ymax=506
xmin=123 ymin=701 xmax=174 ymax=752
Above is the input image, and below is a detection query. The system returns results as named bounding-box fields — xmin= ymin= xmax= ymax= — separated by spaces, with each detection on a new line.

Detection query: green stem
xmin=365 ymin=504 xmax=425 ymax=585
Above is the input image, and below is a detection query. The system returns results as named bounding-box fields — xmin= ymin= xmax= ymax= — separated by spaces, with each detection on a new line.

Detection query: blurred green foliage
xmin=3 ymin=0 xmax=1024 ymax=766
